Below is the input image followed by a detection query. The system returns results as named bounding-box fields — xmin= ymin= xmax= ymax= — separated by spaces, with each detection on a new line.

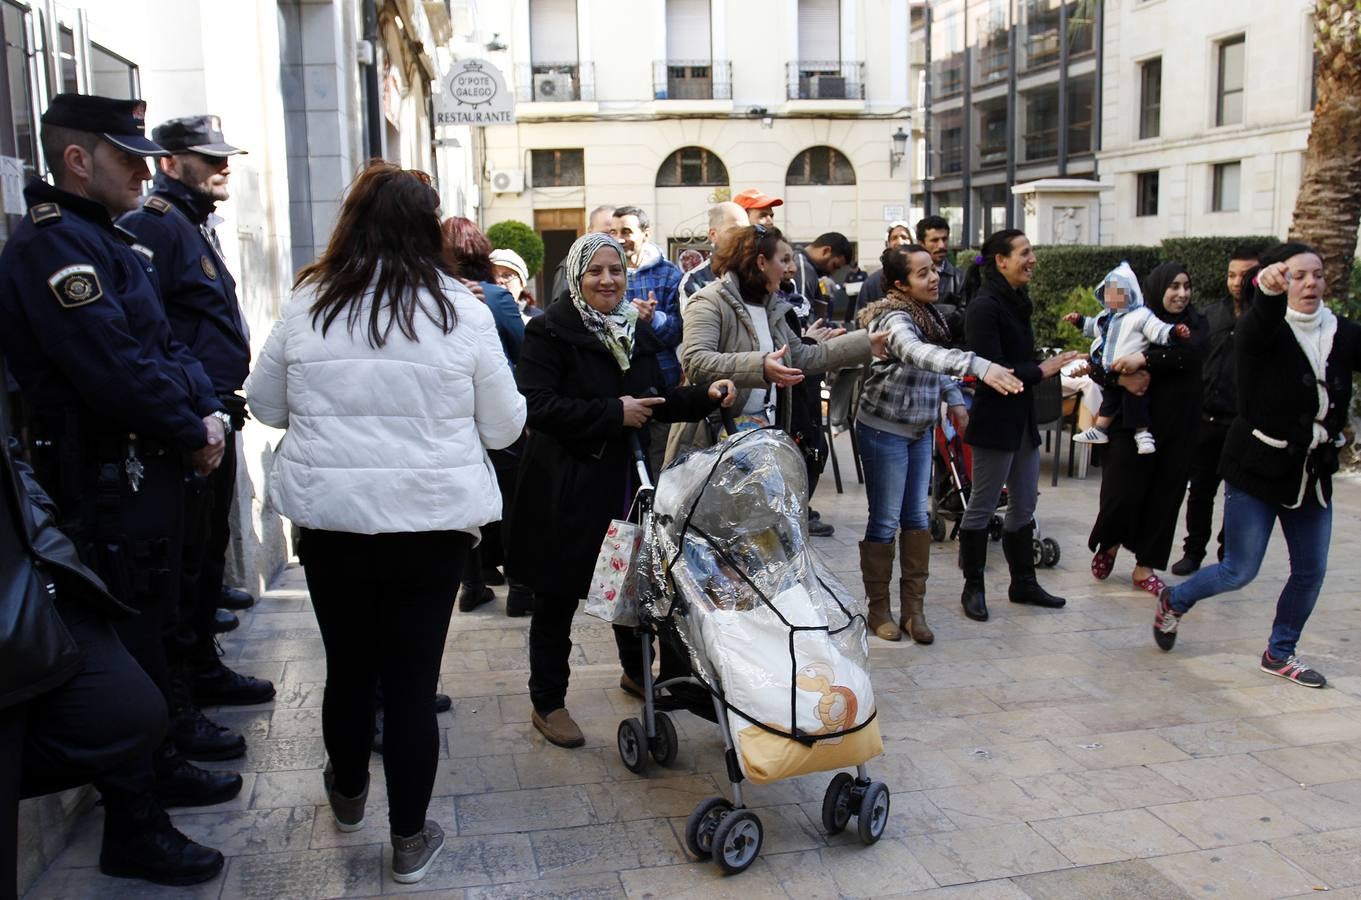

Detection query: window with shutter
xmin=530 ymin=0 xmax=578 ymax=64
xmin=666 ymin=0 xmax=710 ymax=61
xmin=797 ymin=0 xmax=840 ymax=64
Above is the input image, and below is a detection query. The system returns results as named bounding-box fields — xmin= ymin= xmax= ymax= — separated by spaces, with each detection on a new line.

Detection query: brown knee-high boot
xmin=858 ymin=540 xmax=901 ymax=641
xmin=898 ymin=529 xmax=935 ymax=644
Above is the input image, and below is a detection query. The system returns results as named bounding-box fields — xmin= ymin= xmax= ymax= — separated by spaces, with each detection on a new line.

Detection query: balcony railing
xmin=515 ymin=62 xmax=595 ymax=102
xmin=787 ymin=61 xmax=865 ymax=100
xmin=653 ymin=60 xmax=732 ymax=100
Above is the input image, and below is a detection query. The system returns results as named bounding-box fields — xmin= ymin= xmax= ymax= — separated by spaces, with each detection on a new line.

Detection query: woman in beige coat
xmin=666 ymin=225 xmax=888 ymax=462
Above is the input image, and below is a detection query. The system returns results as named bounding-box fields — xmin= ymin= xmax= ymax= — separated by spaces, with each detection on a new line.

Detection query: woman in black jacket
xmin=1087 ymin=262 xmax=1208 ymax=595
xmin=1154 ymin=242 xmax=1361 ymax=688
xmin=958 ymin=230 xmax=1080 ymax=621
xmin=505 ymin=233 xmax=734 ymax=748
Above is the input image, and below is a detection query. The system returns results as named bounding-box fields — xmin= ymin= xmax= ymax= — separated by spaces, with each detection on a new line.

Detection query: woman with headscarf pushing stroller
xmin=506 ymin=232 xmax=735 ymax=749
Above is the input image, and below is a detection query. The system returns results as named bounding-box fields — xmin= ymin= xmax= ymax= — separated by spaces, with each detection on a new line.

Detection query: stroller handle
xmin=629 ymin=432 xmax=654 ymax=491
xmin=715 ymin=385 xmax=739 ymax=437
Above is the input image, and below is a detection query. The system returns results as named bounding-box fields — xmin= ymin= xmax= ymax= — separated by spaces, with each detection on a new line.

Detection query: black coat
xmin=2 ymin=414 xmax=127 ymax=709
xmin=1087 ymin=264 xmax=1208 ymax=569
xmin=1219 ymin=285 xmax=1361 ymax=508
xmin=963 ymin=271 xmax=1046 ymax=451
xmin=1200 ymin=295 xmax=1239 ymax=421
xmin=505 ymin=299 xmax=718 ymax=598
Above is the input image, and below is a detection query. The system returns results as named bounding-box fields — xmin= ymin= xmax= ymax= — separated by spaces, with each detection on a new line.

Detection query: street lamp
xmin=889 ymin=126 xmax=909 ymax=176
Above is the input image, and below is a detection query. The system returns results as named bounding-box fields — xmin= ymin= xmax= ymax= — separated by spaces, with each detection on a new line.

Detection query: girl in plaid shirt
xmin=855 ymin=245 xmax=1023 ymax=644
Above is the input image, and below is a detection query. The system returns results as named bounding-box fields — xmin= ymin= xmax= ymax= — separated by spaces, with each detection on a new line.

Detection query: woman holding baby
xmin=1084 ymin=262 xmax=1208 ymax=596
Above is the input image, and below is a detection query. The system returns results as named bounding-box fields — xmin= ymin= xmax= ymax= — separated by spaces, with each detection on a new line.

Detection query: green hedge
xmin=1028 ymin=245 xmax=1161 ymax=348
xmin=485 ymin=220 xmax=545 ymax=278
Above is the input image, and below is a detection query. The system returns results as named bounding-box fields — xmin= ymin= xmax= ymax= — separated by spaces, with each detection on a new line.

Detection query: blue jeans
xmin=857 ymin=421 xmax=933 ymax=543
xmin=1168 ymin=483 xmax=1332 ymax=659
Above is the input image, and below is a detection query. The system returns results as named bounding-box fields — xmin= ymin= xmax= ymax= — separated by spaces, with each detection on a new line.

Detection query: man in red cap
xmin=733 ymin=188 xmax=782 ymax=228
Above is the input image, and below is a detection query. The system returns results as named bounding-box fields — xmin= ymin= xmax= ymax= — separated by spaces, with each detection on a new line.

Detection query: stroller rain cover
xmin=637 ymin=428 xmax=883 ymax=784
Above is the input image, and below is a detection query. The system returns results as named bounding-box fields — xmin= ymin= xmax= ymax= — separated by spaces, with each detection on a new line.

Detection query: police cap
xmin=40 ymin=93 xmax=168 ymax=157
xmin=153 ymin=115 xmax=247 ymax=157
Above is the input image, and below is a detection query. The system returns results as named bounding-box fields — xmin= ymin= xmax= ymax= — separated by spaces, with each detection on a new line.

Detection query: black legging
xmin=299 ymin=528 xmax=469 ymax=837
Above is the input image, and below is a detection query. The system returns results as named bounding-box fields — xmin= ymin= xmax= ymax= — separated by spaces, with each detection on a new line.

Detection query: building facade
xmin=1095 ymin=0 xmax=1315 ymax=245
xmin=907 ymin=0 xmax=1318 ymax=249
xmin=911 ymin=0 xmax=1102 ymax=246
xmin=472 ymin=0 xmax=918 ymax=291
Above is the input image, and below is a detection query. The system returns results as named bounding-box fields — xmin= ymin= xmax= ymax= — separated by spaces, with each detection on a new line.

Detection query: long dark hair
xmin=711 ymin=225 xmax=787 ymax=303
xmin=441 ymin=216 xmax=493 ymax=281
xmin=880 ymin=243 xmax=931 ymax=291
xmin=962 ymin=228 xmax=1027 ymax=299
xmin=297 ymin=161 xmax=457 ymax=347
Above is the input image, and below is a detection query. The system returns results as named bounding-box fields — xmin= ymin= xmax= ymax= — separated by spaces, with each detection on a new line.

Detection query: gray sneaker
xmin=392 ymin=820 xmax=445 ymax=884
xmin=323 ymin=762 xmax=368 ymax=832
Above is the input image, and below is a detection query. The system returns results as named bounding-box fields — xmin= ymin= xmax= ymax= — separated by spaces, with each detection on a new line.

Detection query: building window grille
xmin=655 ymin=146 xmax=728 ymax=187
xmin=531 ymin=149 xmax=585 ymax=187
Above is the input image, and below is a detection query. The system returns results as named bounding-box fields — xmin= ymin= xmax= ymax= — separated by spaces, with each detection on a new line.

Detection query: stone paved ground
xmin=23 ymin=436 xmax=1361 ymax=899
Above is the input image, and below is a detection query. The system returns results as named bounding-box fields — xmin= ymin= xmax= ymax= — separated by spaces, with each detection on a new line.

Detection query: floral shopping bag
xmin=584 ymin=519 xmax=642 ymax=627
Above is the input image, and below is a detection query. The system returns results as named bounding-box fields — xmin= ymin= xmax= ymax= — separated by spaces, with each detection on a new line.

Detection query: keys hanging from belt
xmin=124 ymin=440 xmax=145 ymax=493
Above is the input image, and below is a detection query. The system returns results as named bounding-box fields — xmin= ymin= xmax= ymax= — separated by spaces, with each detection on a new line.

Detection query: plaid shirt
xmin=625 ymin=245 xmax=683 ymax=386
xmin=856 ymin=300 xmax=988 ymax=438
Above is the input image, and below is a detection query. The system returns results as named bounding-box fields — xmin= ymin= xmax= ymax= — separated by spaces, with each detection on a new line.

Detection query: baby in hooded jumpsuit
xmin=1064 ymin=262 xmax=1190 ymax=455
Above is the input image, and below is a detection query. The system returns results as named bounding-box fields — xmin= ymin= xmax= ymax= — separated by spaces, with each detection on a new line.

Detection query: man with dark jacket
xmin=0 ymin=94 xmax=235 ymax=886
xmin=788 ymin=232 xmax=855 ymax=537
xmin=1171 ymin=247 xmax=1259 ymax=575
xmin=119 ymin=115 xmax=276 ymax=730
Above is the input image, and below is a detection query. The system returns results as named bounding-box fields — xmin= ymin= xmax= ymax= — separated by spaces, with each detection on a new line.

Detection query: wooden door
xmin=534 ymin=208 xmax=584 ymax=303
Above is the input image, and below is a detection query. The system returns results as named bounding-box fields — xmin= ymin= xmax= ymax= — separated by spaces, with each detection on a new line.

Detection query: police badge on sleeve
xmin=47 ymin=264 xmax=103 ymax=308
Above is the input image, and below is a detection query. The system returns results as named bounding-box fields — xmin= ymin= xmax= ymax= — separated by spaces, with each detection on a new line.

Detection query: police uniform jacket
xmin=119 ymin=172 xmax=250 ymax=398
xmin=0 ymin=180 xmax=222 ymax=451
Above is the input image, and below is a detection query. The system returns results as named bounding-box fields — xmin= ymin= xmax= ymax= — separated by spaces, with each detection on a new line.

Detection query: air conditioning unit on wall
xmin=490 ymin=169 xmax=525 ymax=194
xmin=533 ymin=71 xmax=574 ymax=100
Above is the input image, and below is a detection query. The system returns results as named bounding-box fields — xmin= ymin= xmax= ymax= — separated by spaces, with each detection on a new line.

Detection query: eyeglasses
xmin=753 ymin=224 xmax=769 ymax=236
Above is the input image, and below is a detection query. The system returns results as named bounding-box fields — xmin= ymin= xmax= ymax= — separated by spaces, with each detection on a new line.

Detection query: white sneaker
xmin=1073 ymin=426 xmax=1109 ymax=445
xmin=1135 ymin=431 xmax=1157 ymax=454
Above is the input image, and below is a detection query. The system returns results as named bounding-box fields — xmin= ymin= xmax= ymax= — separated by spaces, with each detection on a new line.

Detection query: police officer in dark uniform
xmin=0 ymin=94 xmax=237 ymax=886
xmin=120 ymin=116 xmax=275 ymax=718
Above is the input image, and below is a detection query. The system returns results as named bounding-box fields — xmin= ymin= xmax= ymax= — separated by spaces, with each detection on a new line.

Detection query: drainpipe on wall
xmin=362 ymin=0 xmax=384 ymax=160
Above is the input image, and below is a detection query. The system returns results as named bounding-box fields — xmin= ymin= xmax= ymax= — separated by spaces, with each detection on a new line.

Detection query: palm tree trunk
xmin=1289 ymin=3 xmax=1361 ymax=304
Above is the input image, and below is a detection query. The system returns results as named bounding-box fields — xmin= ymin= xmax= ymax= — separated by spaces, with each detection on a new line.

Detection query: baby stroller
xmin=928 ymin=388 xmax=1061 ymax=568
xmin=617 ymin=417 xmax=890 ymax=874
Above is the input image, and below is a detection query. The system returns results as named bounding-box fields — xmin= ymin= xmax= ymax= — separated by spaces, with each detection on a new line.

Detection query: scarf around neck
xmin=859 ymin=286 xmax=951 ymax=345
xmin=1285 ymin=304 xmax=1338 ymax=449
xmin=565 ymin=232 xmax=638 ymax=371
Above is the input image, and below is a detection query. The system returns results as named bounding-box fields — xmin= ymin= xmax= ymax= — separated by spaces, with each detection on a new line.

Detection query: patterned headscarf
xmin=566 ymin=232 xmax=637 ymax=372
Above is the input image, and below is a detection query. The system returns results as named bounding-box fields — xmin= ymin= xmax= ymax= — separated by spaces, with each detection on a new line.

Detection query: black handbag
xmin=0 ymin=564 xmax=82 ymax=710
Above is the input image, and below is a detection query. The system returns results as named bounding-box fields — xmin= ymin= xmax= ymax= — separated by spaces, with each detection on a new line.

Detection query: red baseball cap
xmin=733 ymin=188 xmax=784 ymax=210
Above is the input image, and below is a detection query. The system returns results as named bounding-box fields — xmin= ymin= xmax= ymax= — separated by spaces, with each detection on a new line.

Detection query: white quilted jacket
xmin=245 ymin=276 xmax=526 ymax=536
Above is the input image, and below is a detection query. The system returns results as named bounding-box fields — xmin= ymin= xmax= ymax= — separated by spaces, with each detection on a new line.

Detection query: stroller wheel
xmin=929 ymin=515 xmax=947 ymax=543
xmin=685 ymin=797 xmax=732 ymax=858
xmin=650 ymin=712 xmax=678 ymax=766
xmin=711 ymin=809 xmax=764 ymax=874
xmin=855 ymin=781 xmax=891 ymax=845
xmin=1032 ymin=538 xmax=1045 ymax=568
xmin=821 ymin=772 xmax=855 ymax=834
xmin=617 ymin=718 xmax=649 ymax=774
xmin=988 ymin=517 xmax=1004 ymax=541
xmin=1042 ymin=538 xmax=1061 ymax=567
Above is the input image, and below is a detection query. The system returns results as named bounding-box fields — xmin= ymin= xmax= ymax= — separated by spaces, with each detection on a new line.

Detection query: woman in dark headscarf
xmin=505 ymin=232 xmax=735 ymax=749
xmin=1086 ymin=262 xmax=1209 ymax=595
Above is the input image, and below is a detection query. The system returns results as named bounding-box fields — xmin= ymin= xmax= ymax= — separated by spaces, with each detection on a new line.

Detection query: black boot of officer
xmin=152 ymin=741 xmax=243 ymax=808
xmin=99 ymin=791 xmax=224 ymax=885
xmin=166 ymin=662 xmax=246 ymax=761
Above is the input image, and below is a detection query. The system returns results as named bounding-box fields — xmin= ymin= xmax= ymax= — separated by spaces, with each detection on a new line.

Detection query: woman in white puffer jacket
xmin=245 ymin=162 xmax=524 ymax=885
